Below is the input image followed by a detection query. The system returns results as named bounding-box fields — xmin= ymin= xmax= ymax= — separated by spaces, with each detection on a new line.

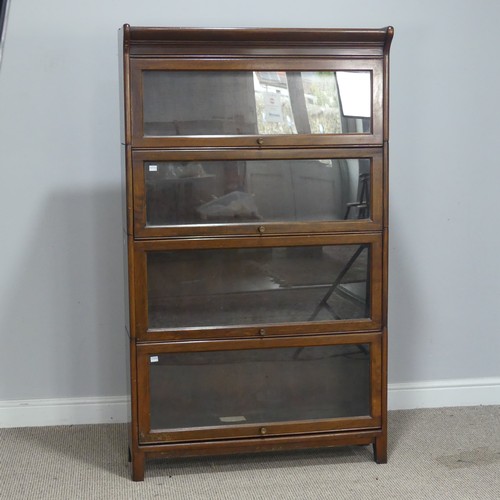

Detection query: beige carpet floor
xmin=1 ymin=406 xmax=499 ymax=499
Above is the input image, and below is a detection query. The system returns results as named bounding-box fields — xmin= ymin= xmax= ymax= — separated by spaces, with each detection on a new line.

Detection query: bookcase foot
xmin=131 ymin=451 xmax=145 ymax=481
xmin=373 ymin=435 xmax=387 ymax=464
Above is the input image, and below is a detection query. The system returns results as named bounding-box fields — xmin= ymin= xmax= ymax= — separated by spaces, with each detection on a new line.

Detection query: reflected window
xmin=147 ymin=244 xmax=371 ymax=330
xmin=144 ymin=158 xmax=371 ymax=226
xmin=336 ymin=72 xmax=371 ymax=118
xmin=143 ymin=70 xmax=372 ymax=137
xmin=149 ymin=344 xmax=371 ymax=430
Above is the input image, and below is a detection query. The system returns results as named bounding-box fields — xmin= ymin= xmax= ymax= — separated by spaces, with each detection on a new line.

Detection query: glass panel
xmin=144 ymin=158 xmax=370 ymax=226
xmin=142 ymin=71 xmax=371 ymax=137
xmin=147 ymin=245 xmax=370 ymax=329
xmin=149 ymin=344 xmax=371 ymax=430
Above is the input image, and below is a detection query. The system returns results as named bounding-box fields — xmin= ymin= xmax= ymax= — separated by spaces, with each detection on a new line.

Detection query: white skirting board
xmin=0 ymin=396 xmax=130 ymax=428
xmin=388 ymin=377 xmax=500 ymax=410
xmin=0 ymin=378 xmax=499 ymax=428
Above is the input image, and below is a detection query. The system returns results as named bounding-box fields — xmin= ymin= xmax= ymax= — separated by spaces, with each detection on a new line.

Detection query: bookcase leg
xmin=131 ymin=451 xmax=145 ymax=481
xmin=373 ymin=435 xmax=387 ymax=464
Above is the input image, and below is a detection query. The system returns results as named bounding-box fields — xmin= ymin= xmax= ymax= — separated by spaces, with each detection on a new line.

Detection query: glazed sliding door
xmin=133 ymin=234 xmax=383 ymax=341
xmin=132 ymin=149 xmax=383 ymax=237
xmin=137 ymin=333 xmax=382 ymax=443
xmin=129 ymin=59 xmax=383 ymax=148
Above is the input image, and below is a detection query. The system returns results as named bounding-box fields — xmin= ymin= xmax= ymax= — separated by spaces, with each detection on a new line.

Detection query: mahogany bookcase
xmin=119 ymin=25 xmax=393 ymax=481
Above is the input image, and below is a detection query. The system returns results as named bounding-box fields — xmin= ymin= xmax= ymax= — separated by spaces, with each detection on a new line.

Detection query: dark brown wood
xmin=128 ymin=338 xmax=142 ymax=479
xmin=125 ymin=26 xmax=391 ymax=60
xmin=121 ymin=25 xmax=392 ymax=480
xmin=144 ymin=429 xmax=381 ymax=459
xmin=374 ymin=434 xmax=388 ymax=464
xmin=383 ymin=27 xmax=394 ymax=142
xmin=127 ymin=26 xmax=390 ymax=43
xmin=144 ymin=417 xmax=381 ymax=444
xmin=377 ymin=327 xmax=389 ymax=464
xmin=138 ymin=324 xmax=381 ymax=342
xmin=131 ymin=449 xmax=145 ymax=481
xmin=120 ymin=25 xmax=132 ymax=146
xmin=138 ymin=330 xmax=380 ymax=353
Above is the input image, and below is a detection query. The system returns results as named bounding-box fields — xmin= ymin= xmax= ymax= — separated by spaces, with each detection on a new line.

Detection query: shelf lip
xmin=128 ymin=140 xmax=385 ymax=150
xmin=136 ymin=331 xmax=382 ymax=351
xmin=132 ymin=230 xmax=384 ymax=245
xmin=135 ymin=329 xmax=384 ymax=345
xmin=129 ymin=143 xmax=385 ymax=151
xmin=147 ymin=418 xmax=378 ymax=440
xmin=138 ymin=428 xmax=382 ymax=457
xmin=141 ymin=421 xmax=381 ymax=446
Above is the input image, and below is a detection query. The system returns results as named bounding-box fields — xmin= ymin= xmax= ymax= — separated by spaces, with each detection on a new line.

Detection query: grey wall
xmin=0 ymin=0 xmax=499 ymax=401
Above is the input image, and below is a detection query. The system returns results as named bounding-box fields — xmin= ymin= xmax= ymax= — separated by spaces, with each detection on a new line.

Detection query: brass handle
xmin=259 ymin=328 xmax=266 ymax=336
xmin=257 ymin=137 xmax=264 ymax=145
xmin=258 ymin=225 xmax=266 ymax=234
xmin=260 ymin=427 xmax=267 ymax=435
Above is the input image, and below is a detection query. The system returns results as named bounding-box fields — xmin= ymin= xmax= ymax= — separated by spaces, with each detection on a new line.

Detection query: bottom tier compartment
xmin=137 ymin=332 xmax=382 ymax=444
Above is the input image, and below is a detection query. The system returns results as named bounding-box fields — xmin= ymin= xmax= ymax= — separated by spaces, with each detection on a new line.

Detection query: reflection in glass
xmin=144 ymin=158 xmax=370 ymax=226
xmin=336 ymin=72 xmax=371 ymax=118
xmin=147 ymin=245 xmax=370 ymax=329
xmin=254 ymin=71 xmax=344 ymax=134
xmin=142 ymin=71 xmax=371 ymax=137
xmin=149 ymin=344 xmax=371 ymax=430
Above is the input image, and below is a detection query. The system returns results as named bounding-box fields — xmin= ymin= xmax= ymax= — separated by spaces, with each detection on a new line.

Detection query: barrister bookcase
xmin=120 ymin=25 xmax=393 ymax=481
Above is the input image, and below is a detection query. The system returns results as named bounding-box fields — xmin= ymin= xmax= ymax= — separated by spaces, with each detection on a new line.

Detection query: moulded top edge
xmin=123 ymin=25 xmax=394 ymax=49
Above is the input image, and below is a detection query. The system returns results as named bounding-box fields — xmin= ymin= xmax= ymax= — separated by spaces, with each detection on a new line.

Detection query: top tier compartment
xmin=121 ymin=26 xmax=393 ymax=148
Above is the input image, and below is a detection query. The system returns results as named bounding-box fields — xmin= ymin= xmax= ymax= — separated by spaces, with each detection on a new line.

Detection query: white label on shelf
xmin=263 ymin=92 xmax=283 ymax=123
xmin=219 ymin=415 xmax=247 ymax=423
xmin=150 ymin=356 xmax=159 ymax=363
xmin=149 ymin=165 xmax=158 ymax=172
